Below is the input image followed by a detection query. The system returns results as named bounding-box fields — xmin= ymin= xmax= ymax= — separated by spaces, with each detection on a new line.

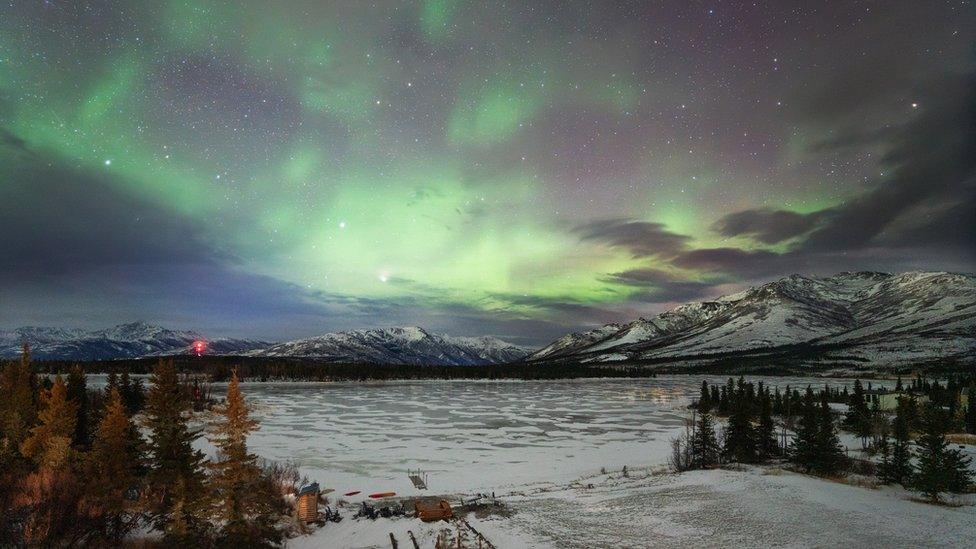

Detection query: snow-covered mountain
xmin=528 ymin=271 xmax=976 ymax=368
xmin=249 ymin=326 xmax=530 ymax=365
xmin=0 ymin=322 xmax=269 ymax=361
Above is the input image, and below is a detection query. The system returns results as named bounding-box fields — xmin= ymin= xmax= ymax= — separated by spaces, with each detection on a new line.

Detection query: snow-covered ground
xmin=176 ymin=375 xmax=976 ymax=548
xmin=203 ymin=376 xmax=887 ymax=498
xmin=288 ymin=463 xmax=976 ymax=548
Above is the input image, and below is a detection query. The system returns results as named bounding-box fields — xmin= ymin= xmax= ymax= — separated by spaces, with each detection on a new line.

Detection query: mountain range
xmin=0 ymin=322 xmax=529 ymax=365
xmin=528 ymin=271 xmax=976 ymax=368
xmin=3 ymin=271 xmax=973 ymax=368
xmin=0 ymin=322 xmax=270 ymax=361
xmin=247 ymin=326 xmax=530 ymax=365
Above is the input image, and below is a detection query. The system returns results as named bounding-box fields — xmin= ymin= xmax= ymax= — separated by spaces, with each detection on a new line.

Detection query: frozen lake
xmin=201 ymin=375 xmax=888 ymax=498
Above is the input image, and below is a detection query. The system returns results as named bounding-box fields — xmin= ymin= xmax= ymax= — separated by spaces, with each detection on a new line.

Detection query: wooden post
xmin=407 ymin=530 xmax=420 ymax=549
xmin=389 ymin=532 xmax=398 ymax=549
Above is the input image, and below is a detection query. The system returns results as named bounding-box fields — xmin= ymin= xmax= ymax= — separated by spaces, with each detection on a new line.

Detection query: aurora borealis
xmin=2 ymin=1 xmax=974 ymax=344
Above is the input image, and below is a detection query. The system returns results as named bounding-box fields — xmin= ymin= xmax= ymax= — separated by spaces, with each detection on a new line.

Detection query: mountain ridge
xmin=0 ymin=321 xmax=269 ymax=361
xmin=0 ymin=322 xmax=530 ymax=365
xmin=248 ymin=326 xmax=530 ymax=365
xmin=527 ymin=271 xmax=976 ymax=368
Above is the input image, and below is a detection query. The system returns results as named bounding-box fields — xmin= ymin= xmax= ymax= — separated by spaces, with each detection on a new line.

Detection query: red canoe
xmin=368 ymin=492 xmax=396 ymax=499
xmin=343 ymin=491 xmax=361 ymax=497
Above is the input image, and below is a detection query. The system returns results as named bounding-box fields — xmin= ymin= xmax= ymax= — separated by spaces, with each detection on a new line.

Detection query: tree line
xmin=33 ymin=355 xmax=657 ymax=382
xmin=0 ymin=346 xmax=298 ymax=547
xmin=671 ymin=377 xmax=974 ymax=503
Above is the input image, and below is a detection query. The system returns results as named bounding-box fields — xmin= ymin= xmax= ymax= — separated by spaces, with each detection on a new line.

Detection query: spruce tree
xmin=690 ymin=410 xmax=720 ymax=469
xmin=20 ymin=375 xmax=77 ymax=469
xmin=814 ymin=391 xmax=846 ymax=475
xmin=757 ymin=387 xmax=778 ymax=461
xmin=209 ymin=371 xmax=281 ymax=546
xmin=0 ymin=343 xmax=38 ymax=464
xmin=877 ymin=430 xmax=894 ymax=484
xmin=66 ymin=364 xmax=90 ymax=449
xmin=887 ymin=397 xmax=914 ymax=485
xmin=144 ymin=360 xmax=209 ymax=541
xmin=698 ymin=380 xmax=711 ymax=412
xmin=914 ymin=405 xmax=973 ymax=502
xmin=844 ymin=379 xmax=871 ymax=448
xmin=944 ymin=448 xmax=973 ymax=495
xmin=913 ymin=405 xmax=951 ymax=502
xmin=88 ymin=388 xmax=145 ymax=543
xmin=722 ymin=386 xmax=757 ymax=464
xmin=790 ymin=388 xmax=819 ymax=473
xmin=966 ymin=387 xmax=976 ymax=435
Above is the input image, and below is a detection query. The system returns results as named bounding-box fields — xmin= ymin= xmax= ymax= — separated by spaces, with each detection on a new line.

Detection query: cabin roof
xmin=297 ymin=482 xmax=320 ymax=497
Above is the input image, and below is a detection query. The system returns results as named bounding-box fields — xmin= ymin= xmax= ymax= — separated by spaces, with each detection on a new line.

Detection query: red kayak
xmin=368 ymin=492 xmax=396 ymax=499
xmin=343 ymin=491 xmax=361 ymax=497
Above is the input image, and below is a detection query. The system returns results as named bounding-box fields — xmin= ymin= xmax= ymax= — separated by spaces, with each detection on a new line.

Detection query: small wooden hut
xmin=297 ymin=482 xmax=320 ymax=523
xmin=415 ymin=499 xmax=453 ymax=522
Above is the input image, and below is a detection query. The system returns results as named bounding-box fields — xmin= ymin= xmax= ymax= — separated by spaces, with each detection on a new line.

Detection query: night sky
xmin=2 ymin=1 xmax=974 ymax=345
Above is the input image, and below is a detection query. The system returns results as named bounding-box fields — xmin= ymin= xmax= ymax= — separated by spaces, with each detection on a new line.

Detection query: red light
xmin=192 ymin=340 xmax=207 ymax=355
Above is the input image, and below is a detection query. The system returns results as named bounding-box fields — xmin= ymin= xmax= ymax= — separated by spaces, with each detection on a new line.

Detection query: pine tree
xmin=944 ymin=448 xmax=973 ymax=495
xmin=690 ymin=410 xmax=720 ymax=469
xmin=913 ymin=405 xmax=952 ymax=502
xmin=0 ymin=343 xmax=38 ymax=464
xmin=20 ymin=376 xmax=77 ymax=469
xmin=722 ymin=385 xmax=757 ymax=464
xmin=88 ymin=388 xmax=145 ymax=543
xmin=209 ymin=371 xmax=281 ymax=546
xmin=105 ymin=370 xmax=119 ymax=398
xmin=66 ymin=365 xmax=90 ymax=449
xmin=877 ymin=430 xmax=894 ymax=484
xmin=813 ymin=391 xmax=846 ymax=475
xmin=790 ymin=388 xmax=819 ymax=473
xmin=887 ymin=397 xmax=914 ymax=485
xmin=966 ymin=387 xmax=976 ymax=435
xmin=698 ymin=380 xmax=711 ymax=412
xmin=844 ymin=379 xmax=871 ymax=448
xmin=144 ymin=360 xmax=209 ymax=540
xmin=757 ymin=387 xmax=778 ymax=461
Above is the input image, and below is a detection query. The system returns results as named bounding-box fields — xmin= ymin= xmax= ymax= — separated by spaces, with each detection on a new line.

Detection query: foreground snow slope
xmin=529 ymin=271 xmax=976 ymax=368
xmin=287 ymin=466 xmax=975 ymax=549
xmin=494 ymin=466 xmax=975 ymax=548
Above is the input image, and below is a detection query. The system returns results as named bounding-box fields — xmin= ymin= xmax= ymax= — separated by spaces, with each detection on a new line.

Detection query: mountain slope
xmin=249 ymin=326 xmax=529 ymax=365
xmin=528 ymin=271 xmax=976 ymax=368
xmin=0 ymin=322 xmax=269 ymax=361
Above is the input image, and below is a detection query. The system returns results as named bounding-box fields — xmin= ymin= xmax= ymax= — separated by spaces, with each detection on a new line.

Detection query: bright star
xmin=104 ymin=159 xmax=112 ymax=166
xmin=339 ymin=221 xmax=347 ymax=229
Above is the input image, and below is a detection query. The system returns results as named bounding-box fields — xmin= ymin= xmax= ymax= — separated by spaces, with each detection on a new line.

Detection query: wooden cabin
xmin=415 ymin=499 xmax=453 ymax=522
xmin=297 ymin=482 xmax=320 ymax=523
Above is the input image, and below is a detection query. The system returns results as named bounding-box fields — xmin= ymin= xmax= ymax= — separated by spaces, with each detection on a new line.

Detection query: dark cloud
xmin=574 ymin=219 xmax=690 ymax=258
xmin=712 ymin=208 xmax=824 ymax=244
xmin=0 ymin=154 xmax=225 ymax=280
xmin=672 ymin=248 xmax=782 ymax=276
xmin=799 ymin=71 xmax=976 ymax=253
xmin=601 ymin=268 xmax=712 ymax=303
xmin=604 ymin=267 xmax=680 ymax=285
